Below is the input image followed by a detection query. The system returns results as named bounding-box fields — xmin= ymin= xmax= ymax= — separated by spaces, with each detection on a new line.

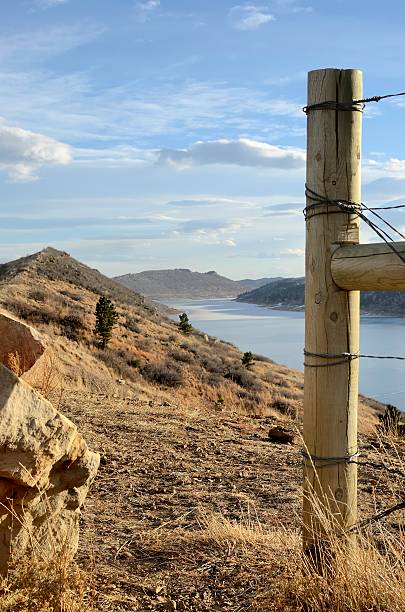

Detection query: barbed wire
xmin=305 ymin=186 xmax=405 ymax=264
xmin=303 ymin=90 xmax=405 ymax=114
xmin=304 ymin=349 xmax=405 ymax=368
xmin=351 ymin=499 xmax=405 ymax=532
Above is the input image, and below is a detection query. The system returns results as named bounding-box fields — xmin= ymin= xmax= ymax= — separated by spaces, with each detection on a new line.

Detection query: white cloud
xmin=229 ymin=4 xmax=275 ymax=30
xmin=363 ymin=157 xmax=405 ymax=179
xmin=0 ymin=24 xmax=104 ymax=64
xmin=158 ymin=138 xmax=306 ymax=170
xmin=0 ymin=118 xmax=72 ymax=182
xmin=135 ymin=0 xmax=160 ymax=21
xmin=0 ymin=72 xmax=303 ymax=147
xmin=137 ymin=0 xmax=160 ymax=9
xmin=286 ymin=247 xmax=304 ymax=256
xmin=33 ymin=0 xmax=68 ymax=8
xmin=167 ymin=197 xmax=257 ymax=208
xmin=273 ymin=0 xmax=313 ymax=14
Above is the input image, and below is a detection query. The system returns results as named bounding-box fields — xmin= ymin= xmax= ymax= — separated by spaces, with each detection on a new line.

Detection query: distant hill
xmin=114 ymin=268 xmax=274 ymax=299
xmin=238 ymin=277 xmax=282 ymax=291
xmin=0 ymin=247 xmax=151 ymax=311
xmin=237 ymin=277 xmax=405 ymax=316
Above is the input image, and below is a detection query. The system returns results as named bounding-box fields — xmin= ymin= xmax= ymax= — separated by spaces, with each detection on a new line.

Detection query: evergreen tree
xmin=242 ymin=351 xmax=254 ymax=368
xmin=178 ymin=312 xmax=192 ymax=334
xmin=94 ymin=296 xmax=119 ymax=349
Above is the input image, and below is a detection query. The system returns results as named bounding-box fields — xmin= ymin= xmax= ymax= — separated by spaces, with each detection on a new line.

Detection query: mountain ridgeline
xmin=237 ymin=277 xmax=405 ymax=316
xmin=114 ymin=268 xmax=278 ymax=299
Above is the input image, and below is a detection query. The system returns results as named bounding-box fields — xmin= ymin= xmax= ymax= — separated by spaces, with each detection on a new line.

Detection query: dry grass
xmin=0 ymin=249 xmax=402 ymax=610
xmin=0 ymin=556 xmax=90 ymax=612
xmin=0 ymin=490 xmax=94 ymax=611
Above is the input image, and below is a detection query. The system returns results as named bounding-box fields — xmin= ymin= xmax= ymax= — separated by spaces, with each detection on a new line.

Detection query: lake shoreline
xmin=160 ymin=297 xmax=405 ymax=411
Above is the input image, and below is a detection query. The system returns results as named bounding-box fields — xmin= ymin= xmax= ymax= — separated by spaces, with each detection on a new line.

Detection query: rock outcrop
xmin=0 ymin=312 xmax=99 ymax=571
xmin=0 ymin=309 xmax=46 ymax=374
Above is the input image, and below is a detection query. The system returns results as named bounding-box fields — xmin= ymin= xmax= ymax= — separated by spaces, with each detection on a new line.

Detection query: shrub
xmin=200 ymin=354 xmax=226 ymax=374
xmin=127 ymin=357 xmax=142 ymax=368
xmin=124 ymin=315 xmax=141 ymax=334
xmin=94 ymin=296 xmax=119 ymax=349
xmin=60 ymin=289 xmax=82 ymax=302
xmin=206 ymin=372 xmax=223 ymax=387
xmin=169 ymin=349 xmax=193 ymax=364
xmin=224 ymin=366 xmax=262 ymax=391
xmin=180 ymin=342 xmax=199 ymax=355
xmin=97 ymin=348 xmax=141 ymax=382
xmin=378 ymin=404 xmax=405 ymax=436
xmin=60 ymin=313 xmax=85 ymax=342
xmin=178 ymin=313 xmax=192 ymax=334
xmin=253 ymin=353 xmax=274 ymax=363
xmin=242 ymin=351 xmax=254 ymax=368
xmin=273 ymin=397 xmax=298 ymax=419
xmin=142 ymin=362 xmax=183 ymax=387
xmin=236 ymin=389 xmax=262 ymax=404
xmin=28 ymin=289 xmax=46 ymax=302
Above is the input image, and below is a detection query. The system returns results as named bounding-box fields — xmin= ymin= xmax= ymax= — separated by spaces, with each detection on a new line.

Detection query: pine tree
xmin=242 ymin=351 xmax=254 ymax=368
xmin=94 ymin=296 xmax=119 ymax=349
xmin=178 ymin=312 xmax=192 ymax=334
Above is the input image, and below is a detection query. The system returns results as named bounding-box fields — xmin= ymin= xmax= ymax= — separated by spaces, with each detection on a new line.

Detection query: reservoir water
xmin=162 ymin=298 xmax=405 ymax=411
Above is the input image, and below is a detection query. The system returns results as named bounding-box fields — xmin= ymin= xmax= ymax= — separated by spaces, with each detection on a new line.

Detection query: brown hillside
xmin=0 ymin=248 xmax=402 ymax=611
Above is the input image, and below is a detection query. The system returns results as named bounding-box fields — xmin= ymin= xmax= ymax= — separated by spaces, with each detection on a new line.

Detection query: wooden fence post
xmin=303 ymin=68 xmax=363 ymax=551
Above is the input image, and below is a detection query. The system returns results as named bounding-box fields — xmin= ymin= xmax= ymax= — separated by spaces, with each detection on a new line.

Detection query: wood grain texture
xmin=332 ymin=241 xmax=405 ymax=291
xmin=303 ymin=68 xmax=362 ymax=550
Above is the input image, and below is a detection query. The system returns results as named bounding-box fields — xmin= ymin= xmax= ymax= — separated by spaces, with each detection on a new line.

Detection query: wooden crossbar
xmin=332 ymin=241 xmax=405 ymax=291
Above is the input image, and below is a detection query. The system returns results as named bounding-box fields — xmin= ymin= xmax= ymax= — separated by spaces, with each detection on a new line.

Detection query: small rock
xmin=268 ymin=426 xmax=295 ymax=444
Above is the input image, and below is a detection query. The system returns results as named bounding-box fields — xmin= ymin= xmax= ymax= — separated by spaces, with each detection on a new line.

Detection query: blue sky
xmin=1 ymin=0 xmax=405 ymax=278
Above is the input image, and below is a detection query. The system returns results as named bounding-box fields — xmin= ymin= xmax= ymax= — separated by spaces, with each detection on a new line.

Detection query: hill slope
xmin=114 ymin=268 xmax=274 ymax=298
xmin=0 ymin=247 xmax=397 ymax=611
xmin=238 ymin=277 xmax=405 ymax=316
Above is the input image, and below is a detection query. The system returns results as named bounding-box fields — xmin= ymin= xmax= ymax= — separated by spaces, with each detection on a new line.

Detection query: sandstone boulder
xmin=0 ymin=312 xmax=99 ymax=572
xmin=0 ymin=310 xmax=45 ymax=374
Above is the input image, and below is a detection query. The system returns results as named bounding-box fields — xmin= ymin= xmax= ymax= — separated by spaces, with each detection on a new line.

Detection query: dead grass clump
xmin=225 ymin=366 xmax=262 ymax=391
xmin=253 ymin=353 xmax=274 ymax=363
xmin=4 ymin=301 xmax=57 ymax=327
xmin=179 ymin=341 xmax=199 ymax=355
xmin=128 ymin=511 xmax=298 ymax=611
xmin=96 ymin=347 xmax=141 ymax=382
xmin=272 ymin=396 xmax=297 ymax=419
xmin=25 ymin=352 xmax=64 ymax=407
xmin=274 ymin=522 xmax=405 ymax=612
xmin=5 ymin=352 xmax=22 ymax=377
xmin=27 ymin=289 xmax=47 ymax=303
xmin=263 ymin=371 xmax=291 ymax=387
xmin=169 ymin=349 xmax=194 ymax=364
xmin=123 ymin=315 xmax=142 ymax=334
xmin=0 ymin=556 xmax=90 ymax=612
xmin=200 ymin=353 xmax=226 ymax=374
xmin=60 ymin=312 xmax=86 ymax=342
xmin=236 ymin=389 xmax=262 ymax=404
xmin=127 ymin=503 xmax=405 ymax=612
xmin=60 ymin=289 xmax=82 ymax=302
xmin=142 ymin=362 xmax=183 ymax=388
xmin=205 ymin=372 xmax=223 ymax=387
xmin=136 ymin=337 xmax=154 ymax=352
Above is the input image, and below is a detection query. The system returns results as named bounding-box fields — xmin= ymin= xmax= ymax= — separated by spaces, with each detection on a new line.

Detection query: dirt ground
xmin=62 ymin=390 xmax=404 ymax=611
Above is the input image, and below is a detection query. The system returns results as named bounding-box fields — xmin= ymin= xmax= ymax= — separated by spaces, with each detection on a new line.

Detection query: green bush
xmin=94 ymin=296 xmax=118 ymax=349
xmin=178 ymin=313 xmax=192 ymax=334
xmin=242 ymin=351 xmax=254 ymax=368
